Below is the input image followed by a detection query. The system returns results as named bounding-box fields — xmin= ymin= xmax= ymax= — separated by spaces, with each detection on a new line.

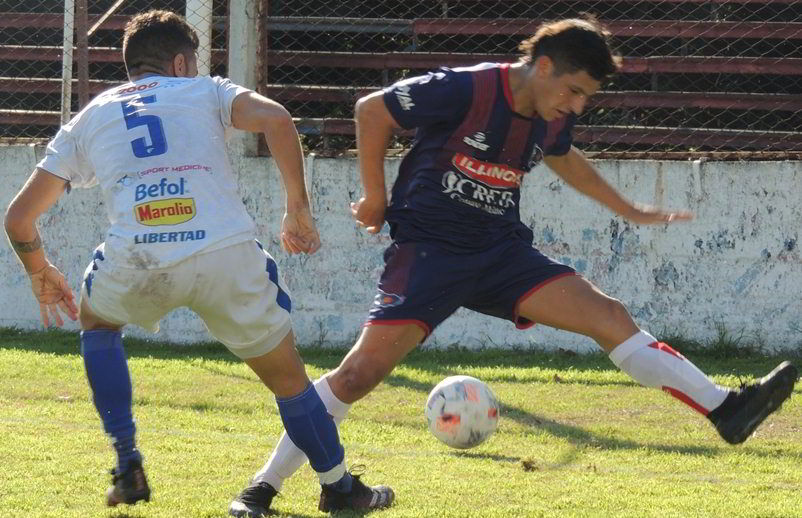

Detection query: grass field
xmin=1 ymin=328 xmax=800 ymax=518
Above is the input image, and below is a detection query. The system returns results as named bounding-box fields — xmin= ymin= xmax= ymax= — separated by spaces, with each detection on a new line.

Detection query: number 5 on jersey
xmin=121 ymin=95 xmax=167 ymax=158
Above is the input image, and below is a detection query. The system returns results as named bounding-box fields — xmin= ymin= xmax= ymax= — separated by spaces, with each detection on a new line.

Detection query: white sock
xmin=609 ymin=330 xmax=729 ymax=415
xmin=253 ymin=376 xmax=351 ymax=490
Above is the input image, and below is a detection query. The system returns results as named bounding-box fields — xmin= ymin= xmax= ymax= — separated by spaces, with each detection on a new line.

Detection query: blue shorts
xmin=366 ymin=239 xmax=576 ymax=337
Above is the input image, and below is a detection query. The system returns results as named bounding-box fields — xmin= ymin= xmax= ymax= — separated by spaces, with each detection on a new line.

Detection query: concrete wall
xmin=1 ymin=144 xmax=800 ymax=352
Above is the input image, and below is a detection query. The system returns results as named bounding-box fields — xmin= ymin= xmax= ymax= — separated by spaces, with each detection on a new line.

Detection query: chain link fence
xmin=0 ymin=0 xmax=226 ymax=142
xmin=1 ymin=1 xmax=800 ymax=157
xmin=262 ymin=0 xmax=802 ymax=158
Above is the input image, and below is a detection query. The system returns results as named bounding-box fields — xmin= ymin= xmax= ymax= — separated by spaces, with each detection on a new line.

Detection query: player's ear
xmin=171 ymin=53 xmax=185 ymax=77
xmin=534 ymin=55 xmax=554 ymax=79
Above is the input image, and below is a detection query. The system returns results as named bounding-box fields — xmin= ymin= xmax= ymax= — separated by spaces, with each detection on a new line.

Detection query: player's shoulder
xmin=420 ymin=63 xmax=500 ymax=90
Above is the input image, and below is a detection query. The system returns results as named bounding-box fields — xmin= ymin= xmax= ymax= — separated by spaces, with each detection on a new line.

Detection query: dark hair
xmin=122 ymin=10 xmax=199 ymax=76
xmin=518 ymin=15 xmax=621 ymax=81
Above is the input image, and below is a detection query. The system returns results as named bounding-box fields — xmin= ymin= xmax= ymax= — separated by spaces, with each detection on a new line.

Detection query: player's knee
xmin=332 ymin=357 xmax=388 ymax=403
xmin=592 ymin=297 xmax=636 ymax=340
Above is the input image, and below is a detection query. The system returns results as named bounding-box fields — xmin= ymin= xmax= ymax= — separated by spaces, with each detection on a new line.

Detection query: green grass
xmin=1 ymin=328 xmax=800 ymax=518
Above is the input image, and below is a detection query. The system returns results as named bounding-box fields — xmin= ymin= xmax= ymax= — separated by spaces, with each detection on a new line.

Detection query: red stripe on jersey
xmin=543 ymin=116 xmax=568 ymax=153
xmin=500 ymin=63 xmax=514 ymax=110
xmin=500 ymin=116 xmax=533 ymax=168
xmin=445 ymin=68 xmax=497 ymax=153
xmin=662 ymin=386 xmax=710 ymax=415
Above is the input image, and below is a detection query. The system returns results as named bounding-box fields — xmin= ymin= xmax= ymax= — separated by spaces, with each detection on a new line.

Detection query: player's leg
xmin=79 ymin=247 xmax=160 ymax=506
xmin=238 ymin=241 xmax=462 ymax=510
xmin=237 ymin=323 xmax=425 ymax=515
xmin=329 ymin=322 xmax=427 ymax=403
xmin=196 ymin=241 xmax=395 ymax=515
xmin=517 ymin=273 xmax=798 ymax=443
xmin=237 ymin=327 xmax=403 ymax=514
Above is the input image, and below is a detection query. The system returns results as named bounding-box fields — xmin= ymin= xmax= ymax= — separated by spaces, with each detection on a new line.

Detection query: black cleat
xmin=708 ymin=361 xmax=798 ymax=445
xmin=229 ymin=481 xmax=278 ymax=517
xmin=318 ymin=470 xmax=394 ymax=513
xmin=106 ymin=458 xmax=151 ymax=507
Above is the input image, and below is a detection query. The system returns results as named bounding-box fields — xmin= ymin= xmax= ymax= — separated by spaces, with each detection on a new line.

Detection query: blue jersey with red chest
xmin=382 ymin=62 xmax=576 ymax=252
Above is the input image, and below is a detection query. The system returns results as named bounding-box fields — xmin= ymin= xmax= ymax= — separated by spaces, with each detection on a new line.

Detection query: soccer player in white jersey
xmin=3 ymin=10 xmax=392 ymax=514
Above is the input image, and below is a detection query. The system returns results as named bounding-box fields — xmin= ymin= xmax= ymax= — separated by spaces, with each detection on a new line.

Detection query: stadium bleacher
xmin=1 ymin=0 xmax=800 ymax=156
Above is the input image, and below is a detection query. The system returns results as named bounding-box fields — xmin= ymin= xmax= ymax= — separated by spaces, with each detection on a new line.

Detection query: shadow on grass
xmin=383 ymin=370 xmax=798 ymax=463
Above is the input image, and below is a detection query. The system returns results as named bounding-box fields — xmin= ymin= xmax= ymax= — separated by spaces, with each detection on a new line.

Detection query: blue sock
xmin=81 ymin=330 xmax=140 ymax=472
xmin=276 ymin=384 xmax=345 ymax=475
xmin=325 ymin=472 xmax=353 ymax=493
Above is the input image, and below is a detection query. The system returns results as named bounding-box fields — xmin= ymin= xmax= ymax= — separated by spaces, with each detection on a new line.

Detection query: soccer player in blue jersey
xmin=229 ymin=15 xmax=798 ymax=514
xmin=4 ymin=10 xmax=393 ymax=514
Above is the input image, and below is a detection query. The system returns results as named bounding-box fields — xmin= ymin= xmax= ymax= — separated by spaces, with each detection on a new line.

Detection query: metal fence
xmin=261 ymin=0 xmax=802 ymax=158
xmin=0 ymin=0 xmax=226 ymax=142
xmin=1 ymin=1 xmax=801 ymax=158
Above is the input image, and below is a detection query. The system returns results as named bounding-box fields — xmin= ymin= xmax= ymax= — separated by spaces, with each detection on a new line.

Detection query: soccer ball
xmin=425 ymin=375 xmax=500 ymax=449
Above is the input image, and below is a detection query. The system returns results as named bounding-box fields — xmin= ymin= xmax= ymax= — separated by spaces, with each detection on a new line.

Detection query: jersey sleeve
xmin=383 ymin=68 xmax=472 ymax=130
xmin=36 ymin=121 xmax=96 ymax=188
xmin=213 ymin=76 xmax=253 ymax=129
xmin=544 ymin=113 xmax=577 ymax=157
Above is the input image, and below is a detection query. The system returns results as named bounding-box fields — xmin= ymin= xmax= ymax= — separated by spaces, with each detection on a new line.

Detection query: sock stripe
xmin=662 ymin=386 xmax=710 ymax=416
xmin=649 ymin=341 xmax=685 ymax=361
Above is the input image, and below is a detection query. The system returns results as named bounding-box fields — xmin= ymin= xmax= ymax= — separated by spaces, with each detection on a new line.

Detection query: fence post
xmin=75 ymin=0 xmax=89 ymax=108
xmin=61 ymin=0 xmax=75 ymax=125
xmin=228 ymin=0 xmax=262 ymax=156
xmin=187 ymin=0 xmax=213 ymax=76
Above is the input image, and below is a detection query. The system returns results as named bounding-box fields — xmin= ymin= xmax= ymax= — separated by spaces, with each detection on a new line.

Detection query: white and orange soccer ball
xmin=425 ymin=375 xmax=500 ymax=449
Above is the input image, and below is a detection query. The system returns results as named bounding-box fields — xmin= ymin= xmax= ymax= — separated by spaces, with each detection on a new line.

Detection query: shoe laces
xmin=348 ymin=464 xmax=367 ymax=479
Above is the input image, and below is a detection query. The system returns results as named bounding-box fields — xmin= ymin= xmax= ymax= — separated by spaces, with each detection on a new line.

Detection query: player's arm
xmin=4 ymin=168 xmax=78 ymax=326
xmin=230 ymin=91 xmax=320 ymax=254
xmin=352 ymin=91 xmax=402 ymax=233
xmin=544 ymin=146 xmax=692 ymax=224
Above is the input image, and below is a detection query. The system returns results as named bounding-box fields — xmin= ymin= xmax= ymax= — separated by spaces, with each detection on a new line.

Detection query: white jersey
xmin=38 ymin=75 xmax=255 ymax=269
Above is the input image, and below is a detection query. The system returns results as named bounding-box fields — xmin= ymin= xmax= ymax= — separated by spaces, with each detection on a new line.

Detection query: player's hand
xmin=350 ymin=195 xmax=386 ymax=234
xmin=624 ymin=203 xmax=694 ymax=225
xmin=281 ymin=207 xmax=321 ymax=255
xmin=28 ymin=264 xmax=78 ymax=327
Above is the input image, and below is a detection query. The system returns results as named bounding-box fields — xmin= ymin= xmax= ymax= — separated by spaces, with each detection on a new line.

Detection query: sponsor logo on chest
xmin=451 ymin=152 xmax=524 ymax=188
xmin=135 ymin=198 xmax=196 ymax=226
xmin=134 ymin=177 xmax=188 ymax=201
xmin=462 ymin=131 xmax=490 ymax=151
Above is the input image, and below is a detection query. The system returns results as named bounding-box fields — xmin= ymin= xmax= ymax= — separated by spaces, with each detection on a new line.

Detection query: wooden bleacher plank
xmin=573 ymin=125 xmax=802 ymax=149
xmin=263 ymin=51 xmax=802 ymax=76
xmin=412 ymin=19 xmax=802 ymax=39
xmin=3 ymin=109 xmax=797 ymax=151
xmin=592 ymin=91 xmax=802 ymax=111
xmin=0 ymin=12 xmax=129 ymax=30
xmin=287 ymin=118 xmax=802 ymax=150
xmin=0 ymin=76 xmax=117 ymax=94
xmin=0 ymin=109 xmax=59 ymax=125
xmin=5 ymin=79 xmax=796 ymax=113
xmin=263 ymin=17 xmax=802 ymax=40
xmin=0 ymin=12 xmax=227 ymax=31
xmin=0 ymin=45 xmax=226 ymax=63
xmin=261 ymin=85 xmax=802 ymax=112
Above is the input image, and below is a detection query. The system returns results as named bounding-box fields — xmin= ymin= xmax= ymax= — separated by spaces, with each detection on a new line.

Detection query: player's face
xmin=534 ymin=61 xmax=601 ymax=121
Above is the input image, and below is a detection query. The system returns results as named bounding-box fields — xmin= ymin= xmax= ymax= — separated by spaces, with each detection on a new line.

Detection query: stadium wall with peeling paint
xmin=1 ymin=145 xmax=800 ymax=352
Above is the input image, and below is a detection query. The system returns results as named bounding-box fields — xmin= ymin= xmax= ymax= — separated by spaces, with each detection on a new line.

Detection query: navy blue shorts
xmin=366 ymin=239 xmax=576 ymax=337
